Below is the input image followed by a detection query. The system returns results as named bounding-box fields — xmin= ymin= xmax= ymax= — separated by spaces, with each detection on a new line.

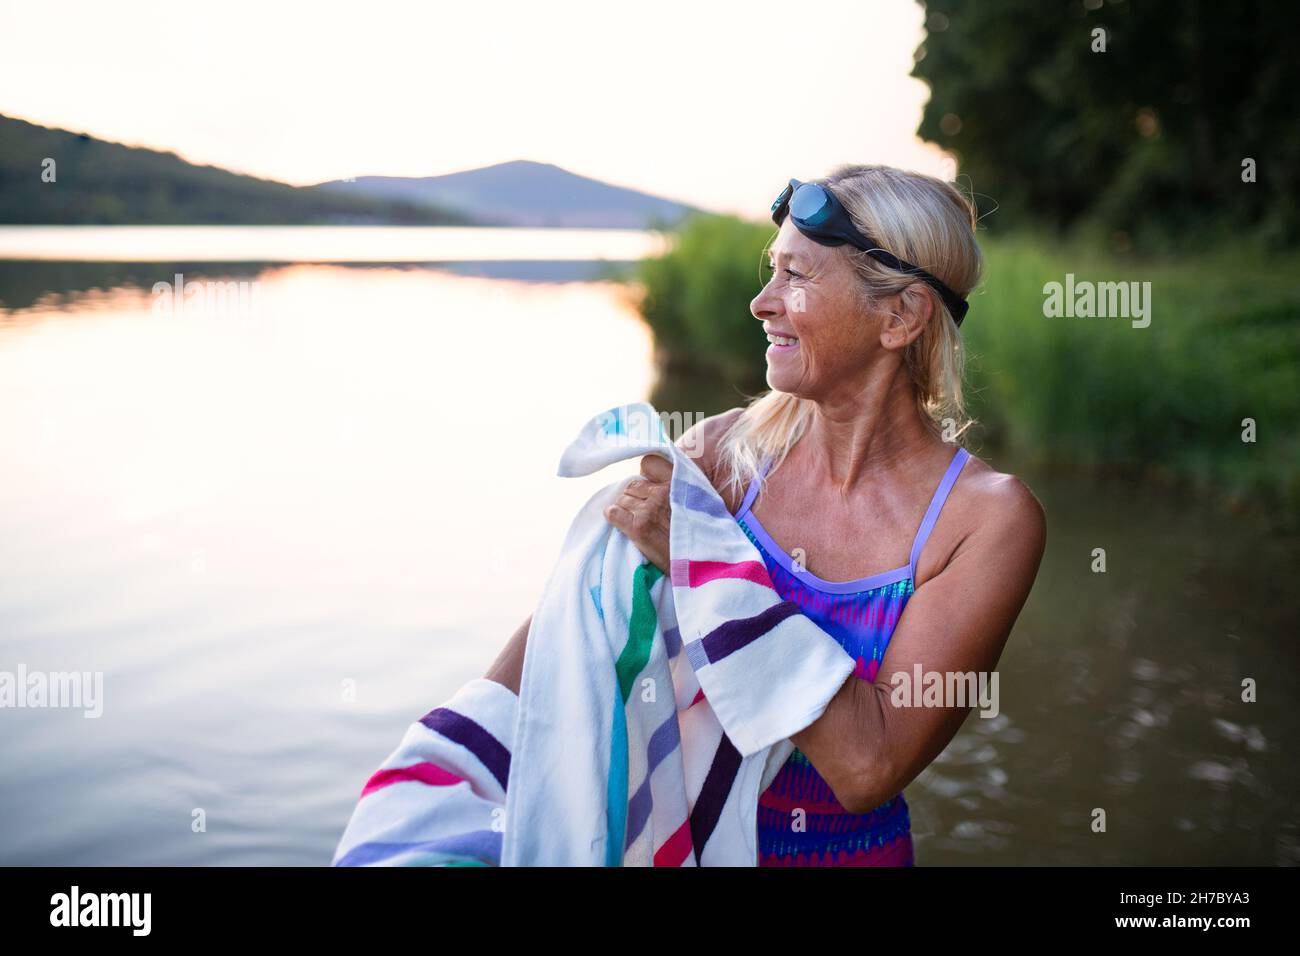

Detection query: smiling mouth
xmin=766 ymin=333 xmax=799 ymax=351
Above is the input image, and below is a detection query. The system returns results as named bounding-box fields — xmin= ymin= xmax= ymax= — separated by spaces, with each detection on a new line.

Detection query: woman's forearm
xmin=484 ymin=613 xmax=531 ymax=695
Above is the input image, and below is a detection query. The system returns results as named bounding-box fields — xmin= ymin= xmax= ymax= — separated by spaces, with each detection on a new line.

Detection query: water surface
xmin=0 ymin=236 xmax=1295 ymax=865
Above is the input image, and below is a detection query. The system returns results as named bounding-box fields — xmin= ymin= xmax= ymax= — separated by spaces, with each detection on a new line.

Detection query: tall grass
xmin=636 ymin=213 xmax=773 ymax=390
xmin=964 ymin=236 xmax=1300 ymax=511
xmin=635 ymin=216 xmax=1300 ymax=513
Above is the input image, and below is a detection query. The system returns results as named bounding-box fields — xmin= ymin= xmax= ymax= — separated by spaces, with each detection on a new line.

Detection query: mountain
xmin=0 ymin=115 xmax=473 ymax=226
xmin=311 ymin=160 xmax=701 ymax=229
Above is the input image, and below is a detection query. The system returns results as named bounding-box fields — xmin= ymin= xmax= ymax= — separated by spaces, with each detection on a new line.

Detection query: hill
xmin=312 ymin=160 xmax=700 ymax=229
xmin=0 ymin=115 xmax=474 ymax=225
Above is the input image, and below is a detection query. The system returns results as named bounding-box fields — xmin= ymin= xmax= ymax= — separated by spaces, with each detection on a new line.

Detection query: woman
xmin=486 ymin=164 xmax=1046 ymax=866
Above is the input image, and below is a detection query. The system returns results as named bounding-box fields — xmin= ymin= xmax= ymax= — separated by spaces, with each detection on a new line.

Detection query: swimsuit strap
xmin=734 ymin=456 xmax=774 ymax=521
xmin=907 ymin=446 xmax=971 ymax=582
xmin=736 ymin=446 xmax=970 ymax=582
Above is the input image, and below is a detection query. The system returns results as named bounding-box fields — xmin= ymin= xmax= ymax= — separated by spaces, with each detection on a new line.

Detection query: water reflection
xmin=902 ymin=463 xmax=1300 ymax=866
xmin=0 ymin=225 xmax=669 ymax=263
xmin=0 ymin=261 xmax=654 ymax=864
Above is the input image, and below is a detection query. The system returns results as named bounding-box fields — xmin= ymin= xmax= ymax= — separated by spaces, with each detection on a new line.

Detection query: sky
xmin=0 ymin=0 xmax=951 ymax=219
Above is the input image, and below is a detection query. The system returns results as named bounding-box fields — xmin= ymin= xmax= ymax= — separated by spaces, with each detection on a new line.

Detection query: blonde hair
xmin=716 ymin=164 xmax=983 ymax=505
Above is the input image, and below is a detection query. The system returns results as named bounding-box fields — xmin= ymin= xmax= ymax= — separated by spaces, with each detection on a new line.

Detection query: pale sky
xmin=0 ymin=0 xmax=950 ymax=218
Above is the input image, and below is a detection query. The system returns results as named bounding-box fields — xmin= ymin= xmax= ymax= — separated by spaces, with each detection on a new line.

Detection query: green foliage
xmin=912 ymin=0 xmax=1300 ymax=252
xmin=639 ymin=214 xmax=1300 ymax=513
xmin=635 ymin=212 xmax=774 ymax=389
xmin=0 ymin=115 xmax=473 ymax=225
xmin=962 ymin=237 xmax=1300 ymax=511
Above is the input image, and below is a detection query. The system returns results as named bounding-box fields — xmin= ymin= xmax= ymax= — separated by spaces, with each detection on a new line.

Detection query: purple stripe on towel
xmin=689 ymin=601 xmax=802 ymax=666
xmin=334 ymin=830 xmax=502 ymax=867
xmin=418 ymin=707 xmax=511 ymax=792
xmin=624 ymin=711 xmax=683 ymax=849
xmin=690 ymin=734 xmax=742 ymax=864
xmin=670 ymin=478 xmax=732 ymax=520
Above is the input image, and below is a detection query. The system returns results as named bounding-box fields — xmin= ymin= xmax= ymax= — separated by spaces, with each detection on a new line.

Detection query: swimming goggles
xmin=770 ymin=178 xmax=969 ymax=325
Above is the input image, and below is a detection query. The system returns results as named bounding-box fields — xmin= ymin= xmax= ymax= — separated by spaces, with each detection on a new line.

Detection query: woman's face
xmin=750 ymin=219 xmax=878 ymax=400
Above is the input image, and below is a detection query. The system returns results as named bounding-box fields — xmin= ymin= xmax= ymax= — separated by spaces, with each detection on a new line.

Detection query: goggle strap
xmin=858 ymin=247 xmax=969 ymax=326
xmin=771 ymin=180 xmax=968 ymax=326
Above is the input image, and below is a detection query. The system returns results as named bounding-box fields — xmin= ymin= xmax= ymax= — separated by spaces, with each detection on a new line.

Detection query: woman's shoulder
xmin=674 ymin=406 xmax=744 ymax=470
xmin=674 ymin=406 xmax=747 ymax=507
xmin=950 ymin=450 xmax=1047 ymax=555
xmin=911 ymin=447 xmax=1046 ymax=589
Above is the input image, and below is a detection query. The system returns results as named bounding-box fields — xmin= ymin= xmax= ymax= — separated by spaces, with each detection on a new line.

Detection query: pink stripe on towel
xmin=362 ymin=762 xmax=466 ymax=798
xmin=670 ymin=558 xmax=774 ymax=589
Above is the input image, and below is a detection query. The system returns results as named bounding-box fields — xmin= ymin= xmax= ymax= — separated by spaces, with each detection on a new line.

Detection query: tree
xmin=912 ymin=0 xmax=1300 ymax=251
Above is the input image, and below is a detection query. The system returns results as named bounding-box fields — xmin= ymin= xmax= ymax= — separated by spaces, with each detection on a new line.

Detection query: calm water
xmin=0 ymin=229 xmax=1296 ymax=865
xmin=0 ymin=225 xmax=669 ymax=262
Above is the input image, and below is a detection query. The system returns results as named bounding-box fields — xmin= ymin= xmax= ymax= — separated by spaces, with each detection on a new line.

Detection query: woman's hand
xmin=603 ymin=454 xmax=673 ymax=573
xmin=487 ymin=456 xmax=674 ymax=694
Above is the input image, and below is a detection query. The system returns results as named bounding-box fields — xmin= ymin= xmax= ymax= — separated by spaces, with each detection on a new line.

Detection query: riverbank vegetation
xmin=635 ymin=213 xmax=1300 ymax=515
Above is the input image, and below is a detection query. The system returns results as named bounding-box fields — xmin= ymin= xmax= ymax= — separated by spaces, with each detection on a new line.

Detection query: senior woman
xmin=486 ymin=164 xmax=1046 ymax=866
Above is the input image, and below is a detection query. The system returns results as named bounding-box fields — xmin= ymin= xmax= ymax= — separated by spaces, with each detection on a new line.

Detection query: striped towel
xmin=332 ymin=401 xmax=855 ymax=866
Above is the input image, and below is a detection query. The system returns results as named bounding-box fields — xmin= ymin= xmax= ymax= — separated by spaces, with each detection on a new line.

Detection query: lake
xmin=0 ymin=227 xmax=1296 ymax=865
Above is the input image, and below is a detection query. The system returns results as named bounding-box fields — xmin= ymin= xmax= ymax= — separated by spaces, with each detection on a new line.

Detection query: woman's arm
xmin=602 ymin=412 xmax=1045 ymax=814
xmin=793 ymin=476 xmax=1047 ymax=813
xmin=484 ymin=613 xmax=531 ymax=695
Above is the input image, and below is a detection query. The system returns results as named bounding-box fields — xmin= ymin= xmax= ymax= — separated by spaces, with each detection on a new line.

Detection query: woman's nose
xmin=751 ymin=283 xmax=781 ymax=322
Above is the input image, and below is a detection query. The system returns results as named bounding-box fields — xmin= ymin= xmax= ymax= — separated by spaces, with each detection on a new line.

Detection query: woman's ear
xmin=878 ymin=285 xmax=933 ymax=352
